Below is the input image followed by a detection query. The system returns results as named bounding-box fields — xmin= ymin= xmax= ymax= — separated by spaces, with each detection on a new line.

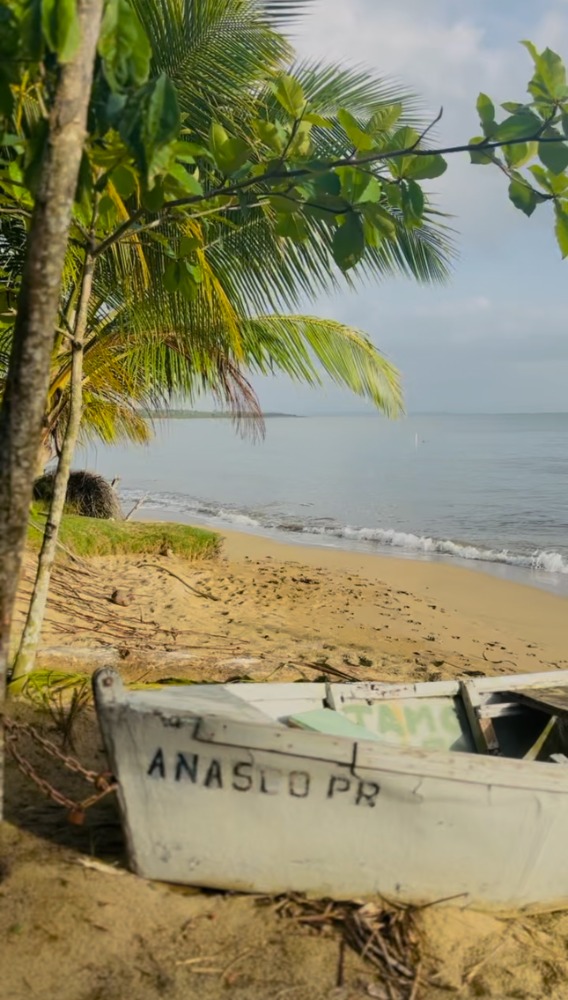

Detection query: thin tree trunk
xmin=12 ymin=255 xmax=95 ymax=681
xmin=0 ymin=0 xmax=103 ymax=815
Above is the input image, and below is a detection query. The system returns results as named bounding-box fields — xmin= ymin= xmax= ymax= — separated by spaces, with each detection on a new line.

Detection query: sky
xmin=250 ymin=0 xmax=568 ymax=415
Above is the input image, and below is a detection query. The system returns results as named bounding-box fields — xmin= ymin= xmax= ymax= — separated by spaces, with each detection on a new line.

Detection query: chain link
xmin=5 ymin=716 xmax=118 ymax=824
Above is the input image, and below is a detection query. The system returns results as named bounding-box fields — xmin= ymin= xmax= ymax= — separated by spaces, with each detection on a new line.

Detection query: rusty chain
xmin=4 ymin=716 xmax=118 ymax=825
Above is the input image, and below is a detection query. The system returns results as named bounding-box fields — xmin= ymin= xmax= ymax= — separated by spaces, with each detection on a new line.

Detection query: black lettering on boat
xmin=260 ymin=768 xmax=280 ymax=795
xmin=288 ymin=771 xmax=310 ymax=798
xmin=232 ymin=761 xmax=253 ymax=792
xmin=204 ymin=759 xmax=223 ymax=789
xmin=356 ymin=780 xmax=380 ymax=807
xmin=175 ymin=752 xmax=199 ymax=782
xmin=327 ymin=775 xmax=351 ymax=799
xmin=147 ymin=748 xmax=165 ymax=779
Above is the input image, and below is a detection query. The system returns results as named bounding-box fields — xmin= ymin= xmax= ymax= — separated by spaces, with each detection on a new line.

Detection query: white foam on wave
xmin=306 ymin=525 xmax=568 ymax=575
xmin=216 ymin=508 xmax=260 ymax=528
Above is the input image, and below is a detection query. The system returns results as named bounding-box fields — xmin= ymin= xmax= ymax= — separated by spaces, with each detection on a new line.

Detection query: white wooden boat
xmin=93 ymin=667 xmax=568 ymax=911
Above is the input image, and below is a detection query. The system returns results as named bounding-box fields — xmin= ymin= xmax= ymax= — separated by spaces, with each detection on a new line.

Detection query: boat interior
xmin=225 ymin=674 xmax=568 ymax=762
xmin=126 ymin=670 xmax=568 ymax=763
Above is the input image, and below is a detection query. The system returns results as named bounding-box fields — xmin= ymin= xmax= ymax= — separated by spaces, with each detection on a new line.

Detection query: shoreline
xmin=132 ymin=505 xmax=568 ymax=597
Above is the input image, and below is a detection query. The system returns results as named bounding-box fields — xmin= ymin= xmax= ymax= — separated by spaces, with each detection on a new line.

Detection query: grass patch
xmin=28 ymin=506 xmax=221 ymax=561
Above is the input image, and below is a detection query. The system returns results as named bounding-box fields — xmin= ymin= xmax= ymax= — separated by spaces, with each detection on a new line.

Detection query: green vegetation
xmin=28 ymin=507 xmax=220 ymax=561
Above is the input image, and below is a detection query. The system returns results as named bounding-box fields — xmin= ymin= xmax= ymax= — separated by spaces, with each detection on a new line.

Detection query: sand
xmin=4 ymin=527 xmax=568 ymax=999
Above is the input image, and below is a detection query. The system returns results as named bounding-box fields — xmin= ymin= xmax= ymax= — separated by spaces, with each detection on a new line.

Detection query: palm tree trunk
xmin=0 ymin=0 xmax=103 ymax=815
xmin=12 ymin=254 xmax=95 ymax=681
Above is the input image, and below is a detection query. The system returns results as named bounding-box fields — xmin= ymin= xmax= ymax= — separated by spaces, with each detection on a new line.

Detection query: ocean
xmin=77 ymin=412 xmax=568 ymax=594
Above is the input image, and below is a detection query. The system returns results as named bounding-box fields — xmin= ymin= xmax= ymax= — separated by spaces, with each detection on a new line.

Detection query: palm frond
xmin=241 ymin=314 xmax=403 ymax=416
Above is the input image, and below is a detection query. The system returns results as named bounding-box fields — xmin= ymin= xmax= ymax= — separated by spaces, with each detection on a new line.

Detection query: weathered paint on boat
xmin=93 ymin=668 xmax=568 ymax=911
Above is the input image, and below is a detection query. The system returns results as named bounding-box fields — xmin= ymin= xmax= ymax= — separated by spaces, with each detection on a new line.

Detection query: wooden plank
xmin=469 ymin=670 xmax=568 ymax=695
xmin=510 ymin=687 xmax=568 ymax=720
xmin=460 ymin=680 xmax=500 ymax=755
xmin=328 ymin=671 xmax=568 ymax=710
xmin=523 ymin=716 xmax=558 ymax=762
xmin=477 ymin=702 xmax=525 ymax=720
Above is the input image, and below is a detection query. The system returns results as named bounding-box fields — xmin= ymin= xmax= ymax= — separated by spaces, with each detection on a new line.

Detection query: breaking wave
xmin=121 ymin=489 xmax=568 ymax=576
xmin=305 ymin=525 xmax=568 ymax=575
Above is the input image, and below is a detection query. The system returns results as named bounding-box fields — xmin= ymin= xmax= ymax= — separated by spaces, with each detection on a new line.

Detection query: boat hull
xmin=94 ymin=669 xmax=568 ymax=910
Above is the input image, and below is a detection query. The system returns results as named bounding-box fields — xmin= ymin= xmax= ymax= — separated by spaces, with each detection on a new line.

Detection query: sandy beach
xmin=13 ymin=524 xmax=568 ymax=690
xmin=4 ymin=526 xmax=568 ymax=999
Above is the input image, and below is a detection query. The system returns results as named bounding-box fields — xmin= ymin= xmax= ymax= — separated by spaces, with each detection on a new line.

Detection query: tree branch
xmin=92 ymin=128 xmax=568 ymax=259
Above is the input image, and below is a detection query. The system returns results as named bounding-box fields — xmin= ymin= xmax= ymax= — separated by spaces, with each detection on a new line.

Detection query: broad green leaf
xmin=179 ymin=235 xmax=200 ymax=256
xmin=336 ymin=166 xmax=380 ymax=204
xmin=337 ymin=108 xmax=375 ymax=151
xmin=98 ymin=0 xmax=151 ymax=91
xmin=405 ymin=154 xmax=447 ymax=180
xmin=209 ymin=122 xmax=229 ymax=163
xmin=477 ymin=92 xmax=496 ymax=136
xmin=538 ymin=139 xmax=568 ymax=174
xmin=187 ymin=263 xmax=203 ymax=284
xmin=275 ymin=213 xmax=308 ymax=241
xmin=494 ymin=111 xmax=541 ymax=142
xmin=173 ymin=148 xmax=196 ymax=164
xmin=385 ymin=126 xmax=420 ymax=177
xmin=554 ymin=205 xmax=568 ymax=258
xmin=332 ymin=213 xmax=365 ymax=271
xmin=164 ymin=258 xmax=181 ymax=292
xmin=503 ymin=141 xmax=537 ymax=169
xmin=167 ymin=161 xmax=203 ymax=194
xmin=521 ymin=40 xmax=539 ymax=65
xmin=305 ymin=192 xmax=351 ymax=214
xmin=544 ymin=172 xmax=568 ymax=195
xmin=529 ymin=164 xmax=553 ymax=191
xmin=469 ymin=137 xmax=493 ymax=165
xmin=120 ymin=75 xmax=180 ymax=181
xmin=219 ymin=137 xmax=250 ymax=174
xmin=313 ymin=172 xmax=341 ymax=197
xmin=110 ymin=164 xmax=136 ymax=199
xmin=255 ymin=120 xmax=286 ymax=153
xmin=97 ymin=194 xmax=116 ymax=222
xmin=289 ymin=120 xmax=312 ymax=157
xmin=403 ymin=180 xmax=424 ymax=221
xmin=271 ymin=74 xmax=305 ymax=118
xmin=178 ymin=261 xmax=199 ymax=301
xmin=362 ymin=217 xmax=381 ymax=248
xmin=268 ymin=193 xmax=303 ymax=213
xmin=177 ymin=138 xmax=212 ymax=158
xmin=0 ymin=133 xmax=25 ymax=148
xmin=304 ymin=112 xmax=334 ymax=128
xmin=508 ymin=178 xmax=537 ymax=216
xmin=501 ymin=102 xmax=527 ymax=114
xmin=361 ymin=202 xmax=396 ymax=239
xmin=209 ymin=122 xmax=249 ymax=174
xmin=537 ymin=48 xmax=567 ymax=100
xmin=145 ymin=75 xmax=180 ymax=154
xmin=383 ymin=183 xmax=402 ymax=208
xmin=41 ymin=0 xmax=79 ymax=61
xmin=141 ymin=180 xmax=164 ymax=212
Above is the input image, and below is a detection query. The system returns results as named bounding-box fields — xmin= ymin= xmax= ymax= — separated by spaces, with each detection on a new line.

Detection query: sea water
xmin=77 ymin=413 xmax=568 ymax=594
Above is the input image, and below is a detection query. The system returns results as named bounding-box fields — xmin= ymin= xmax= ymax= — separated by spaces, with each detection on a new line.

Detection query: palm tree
xmin=2 ymin=0 xmax=454 ymax=679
